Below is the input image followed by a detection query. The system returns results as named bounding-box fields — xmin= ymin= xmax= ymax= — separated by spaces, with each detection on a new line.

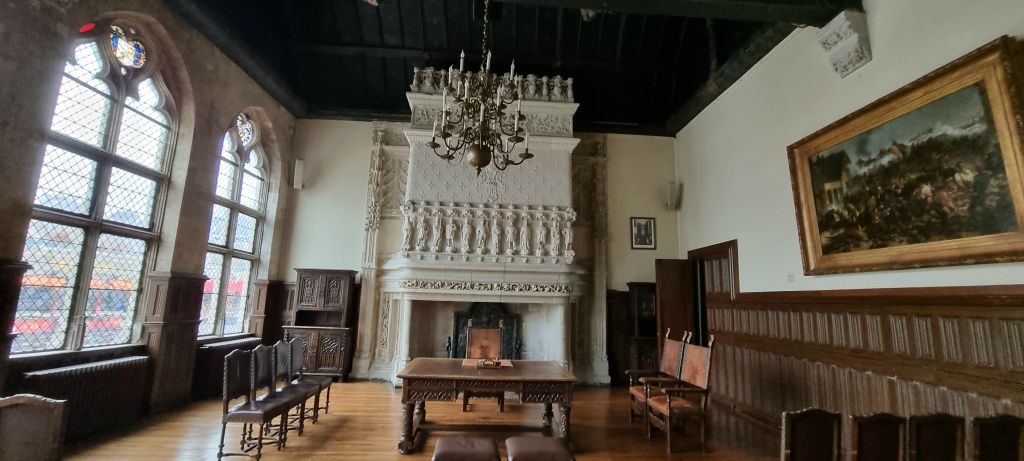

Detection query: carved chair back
xmin=288 ymin=338 xmax=306 ymax=379
xmin=251 ymin=344 xmax=277 ymax=399
xmin=222 ymin=349 xmax=252 ymax=413
xmin=782 ymin=408 xmax=841 ymax=461
xmin=971 ymin=414 xmax=1021 ymax=461
xmin=272 ymin=340 xmax=292 ymax=385
xmin=0 ymin=394 xmax=66 ymax=461
xmin=680 ymin=335 xmax=715 ymax=389
xmin=466 ymin=319 xmax=505 ymax=360
xmin=850 ymin=413 xmax=906 ymax=461
xmin=907 ymin=413 xmax=964 ymax=461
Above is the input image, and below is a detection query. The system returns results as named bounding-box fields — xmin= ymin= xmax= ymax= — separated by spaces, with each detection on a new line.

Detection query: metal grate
xmin=232 ymin=213 xmax=257 ymax=253
xmin=102 ymin=168 xmax=156 ymax=228
xmin=33 ymin=145 xmax=98 ymax=215
xmin=12 ymin=220 xmax=85 ymax=353
xmin=198 ymin=252 xmax=224 ymax=336
xmin=82 ymin=234 xmax=145 ymax=347
xmin=223 ymin=258 xmax=251 ymax=335
xmin=208 ymin=204 xmax=230 ymax=246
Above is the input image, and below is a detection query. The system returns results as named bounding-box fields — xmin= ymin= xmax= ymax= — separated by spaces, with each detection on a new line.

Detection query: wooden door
xmin=322 ymin=273 xmax=349 ymax=310
xmin=296 ymin=272 xmax=322 ymax=308
xmin=655 ymin=259 xmax=695 ymax=351
xmin=315 ymin=330 xmax=345 ymax=374
xmin=285 ymin=328 xmax=319 ymax=372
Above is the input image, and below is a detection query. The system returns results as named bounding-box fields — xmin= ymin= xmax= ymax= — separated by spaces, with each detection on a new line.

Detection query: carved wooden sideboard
xmin=284 ymin=269 xmax=357 ymax=381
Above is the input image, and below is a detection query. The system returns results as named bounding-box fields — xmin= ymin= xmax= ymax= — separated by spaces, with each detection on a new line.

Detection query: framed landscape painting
xmin=788 ymin=37 xmax=1024 ymax=275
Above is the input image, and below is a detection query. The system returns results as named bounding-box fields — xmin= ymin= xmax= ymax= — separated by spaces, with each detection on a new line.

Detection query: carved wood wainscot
xmin=396 ymin=358 xmax=575 ymax=454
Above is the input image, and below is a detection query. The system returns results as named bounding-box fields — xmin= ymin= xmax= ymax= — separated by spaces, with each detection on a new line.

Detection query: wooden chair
xmin=0 ymin=394 xmax=66 ymax=461
xmin=249 ymin=345 xmax=295 ymax=453
xmin=625 ymin=329 xmax=689 ymax=425
xmin=288 ymin=338 xmax=332 ymax=422
xmin=907 ymin=414 xmax=964 ymax=461
xmin=218 ymin=348 xmax=288 ymax=460
xmin=644 ymin=335 xmax=714 ymax=453
xmin=272 ymin=340 xmax=317 ymax=434
xmin=850 ymin=413 xmax=906 ymax=461
xmin=971 ymin=414 xmax=1023 ymax=461
xmin=781 ymin=408 xmax=841 ymax=461
xmin=462 ymin=319 xmax=507 ymax=412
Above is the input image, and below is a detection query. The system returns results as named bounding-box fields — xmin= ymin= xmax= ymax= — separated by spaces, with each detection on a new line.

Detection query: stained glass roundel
xmin=110 ymin=26 xmax=146 ymax=69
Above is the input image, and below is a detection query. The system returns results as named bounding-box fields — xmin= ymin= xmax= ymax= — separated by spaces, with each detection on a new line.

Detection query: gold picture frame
xmin=788 ymin=37 xmax=1024 ymax=275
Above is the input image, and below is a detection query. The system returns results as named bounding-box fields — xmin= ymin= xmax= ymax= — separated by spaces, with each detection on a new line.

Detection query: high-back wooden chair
xmin=644 ymin=335 xmax=714 ymax=453
xmin=625 ymin=329 xmax=690 ymax=425
xmin=0 ymin=394 xmax=66 ymax=461
xmin=908 ymin=414 xmax=964 ymax=461
xmin=462 ymin=319 xmax=508 ymax=412
xmin=971 ymin=414 xmax=1023 ymax=461
xmin=288 ymin=338 xmax=333 ymax=422
xmin=850 ymin=413 xmax=906 ymax=461
xmin=781 ymin=408 xmax=841 ymax=461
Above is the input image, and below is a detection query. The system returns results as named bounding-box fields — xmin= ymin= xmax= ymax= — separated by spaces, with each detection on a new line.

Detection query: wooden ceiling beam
xmin=494 ymin=0 xmax=860 ymax=26
xmin=665 ymin=22 xmax=795 ymax=135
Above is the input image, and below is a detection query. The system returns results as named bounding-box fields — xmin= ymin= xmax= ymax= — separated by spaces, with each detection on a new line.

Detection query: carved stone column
xmin=589 ymin=158 xmax=610 ymax=383
xmin=140 ymin=271 xmax=206 ymax=412
xmin=355 ymin=126 xmax=386 ymax=378
xmin=392 ymin=294 xmax=414 ymax=386
xmin=0 ymin=259 xmax=31 ymax=388
xmin=556 ymin=302 xmax=572 ymax=369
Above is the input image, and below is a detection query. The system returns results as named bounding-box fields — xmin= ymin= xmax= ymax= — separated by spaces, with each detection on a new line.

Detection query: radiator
xmin=21 ymin=356 xmax=149 ymax=441
xmin=192 ymin=337 xmax=262 ymax=399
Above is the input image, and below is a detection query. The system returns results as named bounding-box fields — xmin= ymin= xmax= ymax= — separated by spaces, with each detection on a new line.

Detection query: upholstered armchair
xmin=645 ymin=335 xmax=715 ymax=453
xmin=625 ymin=329 xmax=690 ymax=425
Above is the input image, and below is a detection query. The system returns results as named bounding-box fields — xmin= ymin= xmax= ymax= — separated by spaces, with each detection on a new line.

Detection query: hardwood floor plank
xmin=65 ymin=382 xmax=777 ymax=460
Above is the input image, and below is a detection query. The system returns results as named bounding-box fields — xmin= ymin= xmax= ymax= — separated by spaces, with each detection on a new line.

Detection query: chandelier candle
xmin=426 ymin=0 xmax=532 ymax=175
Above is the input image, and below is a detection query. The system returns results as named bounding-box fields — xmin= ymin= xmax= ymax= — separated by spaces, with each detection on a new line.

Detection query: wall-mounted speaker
xmin=293 ymin=159 xmax=304 ymax=190
xmin=665 ymin=180 xmax=683 ymax=210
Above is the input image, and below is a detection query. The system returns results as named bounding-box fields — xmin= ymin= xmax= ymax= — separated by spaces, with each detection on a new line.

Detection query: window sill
xmin=195 ymin=333 xmax=256 ymax=347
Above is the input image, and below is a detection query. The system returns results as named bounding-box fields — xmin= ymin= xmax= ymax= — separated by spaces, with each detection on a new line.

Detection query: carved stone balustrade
xmin=409 ymin=67 xmax=574 ymax=103
xmin=398 ymin=201 xmax=576 ymax=265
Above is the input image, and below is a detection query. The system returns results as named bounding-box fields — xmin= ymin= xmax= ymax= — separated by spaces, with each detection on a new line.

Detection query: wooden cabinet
xmin=283 ymin=326 xmax=352 ymax=380
xmin=286 ymin=269 xmax=357 ymax=381
xmin=626 ymin=282 xmax=658 ymax=372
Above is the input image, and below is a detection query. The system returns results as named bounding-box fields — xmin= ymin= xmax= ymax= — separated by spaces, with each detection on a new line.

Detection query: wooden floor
xmin=66 ymin=382 xmax=778 ymax=460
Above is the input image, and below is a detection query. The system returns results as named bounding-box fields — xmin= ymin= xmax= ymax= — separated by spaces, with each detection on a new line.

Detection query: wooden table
xmin=396 ymin=358 xmax=576 ymax=454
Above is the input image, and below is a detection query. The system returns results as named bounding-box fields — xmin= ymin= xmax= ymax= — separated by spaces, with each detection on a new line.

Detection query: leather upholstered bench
xmin=431 ymin=436 xmax=500 ymax=461
xmin=505 ymin=436 xmax=574 ymax=461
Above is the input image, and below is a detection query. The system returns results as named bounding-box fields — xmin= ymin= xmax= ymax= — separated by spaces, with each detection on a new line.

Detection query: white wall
xmin=675 ymin=0 xmax=1024 ymax=292
xmin=606 ymin=134 xmax=680 ymax=291
xmin=280 ymin=120 xmax=374 ymax=281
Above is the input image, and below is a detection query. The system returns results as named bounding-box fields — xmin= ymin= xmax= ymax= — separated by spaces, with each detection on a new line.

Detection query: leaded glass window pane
xmin=223 ymin=258 xmax=251 ymax=335
xmin=110 ymin=26 xmax=146 ymax=69
xmin=103 ymin=168 xmax=157 ymax=228
xmin=208 ymin=204 xmax=231 ymax=246
xmin=64 ymin=42 xmax=110 ymax=92
xmin=239 ymin=171 xmax=264 ymax=210
xmin=33 ymin=145 xmax=98 ymax=215
xmin=236 ymin=114 xmax=254 ymax=148
xmin=115 ymin=80 xmax=169 ymax=171
xmin=233 ymin=213 xmax=257 ymax=253
xmin=198 ymin=252 xmax=224 ymax=336
xmin=11 ymin=220 xmax=85 ymax=353
xmin=216 ymin=159 xmax=238 ymax=200
xmin=82 ymin=234 xmax=145 ymax=347
xmin=50 ymin=76 xmax=112 ymax=148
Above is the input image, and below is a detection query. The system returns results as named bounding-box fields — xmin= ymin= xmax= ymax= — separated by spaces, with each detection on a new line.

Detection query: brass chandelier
xmin=427 ymin=0 xmax=531 ymax=175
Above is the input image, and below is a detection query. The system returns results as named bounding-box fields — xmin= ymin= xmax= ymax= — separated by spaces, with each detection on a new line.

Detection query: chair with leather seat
xmin=272 ymin=340 xmax=317 ymax=434
xmin=908 ymin=414 xmax=965 ymax=461
xmin=217 ymin=348 xmax=289 ymax=460
xmin=431 ymin=436 xmax=500 ymax=461
xmin=625 ymin=329 xmax=689 ymax=426
xmin=782 ymin=408 xmax=841 ymax=461
xmin=288 ymin=338 xmax=332 ymax=422
xmin=971 ymin=414 xmax=1023 ymax=461
xmin=250 ymin=344 xmax=296 ymax=451
xmin=644 ymin=335 xmax=714 ymax=453
xmin=850 ymin=413 xmax=905 ymax=461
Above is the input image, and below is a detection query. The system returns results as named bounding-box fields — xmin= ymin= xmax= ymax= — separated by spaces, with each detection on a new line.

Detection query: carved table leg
xmin=398 ymin=401 xmax=416 ymax=454
xmin=559 ymin=404 xmax=572 ymax=440
xmin=542 ymin=403 xmax=554 ymax=436
xmin=415 ymin=400 xmax=426 ymax=423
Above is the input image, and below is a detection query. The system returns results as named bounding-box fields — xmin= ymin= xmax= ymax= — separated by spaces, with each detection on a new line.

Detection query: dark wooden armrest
xmin=639 ymin=376 xmax=679 ymax=386
xmin=625 ymin=369 xmax=659 ymax=378
xmin=663 ymin=385 xmax=709 ymax=396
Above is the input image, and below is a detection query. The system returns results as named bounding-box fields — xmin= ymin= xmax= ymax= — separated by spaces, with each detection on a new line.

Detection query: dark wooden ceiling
xmin=169 ymin=0 xmax=859 ymax=136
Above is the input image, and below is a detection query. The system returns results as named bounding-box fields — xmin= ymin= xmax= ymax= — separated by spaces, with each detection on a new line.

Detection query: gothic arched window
xmin=199 ymin=113 xmax=267 ymax=336
xmin=13 ymin=23 xmax=174 ymax=353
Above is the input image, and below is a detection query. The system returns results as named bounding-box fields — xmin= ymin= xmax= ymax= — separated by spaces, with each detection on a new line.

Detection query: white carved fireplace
xmin=352 ymin=68 xmax=611 ymax=385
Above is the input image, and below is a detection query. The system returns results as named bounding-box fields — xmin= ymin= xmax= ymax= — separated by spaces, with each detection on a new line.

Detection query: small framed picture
xmin=630 ymin=217 xmax=656 ymax=250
